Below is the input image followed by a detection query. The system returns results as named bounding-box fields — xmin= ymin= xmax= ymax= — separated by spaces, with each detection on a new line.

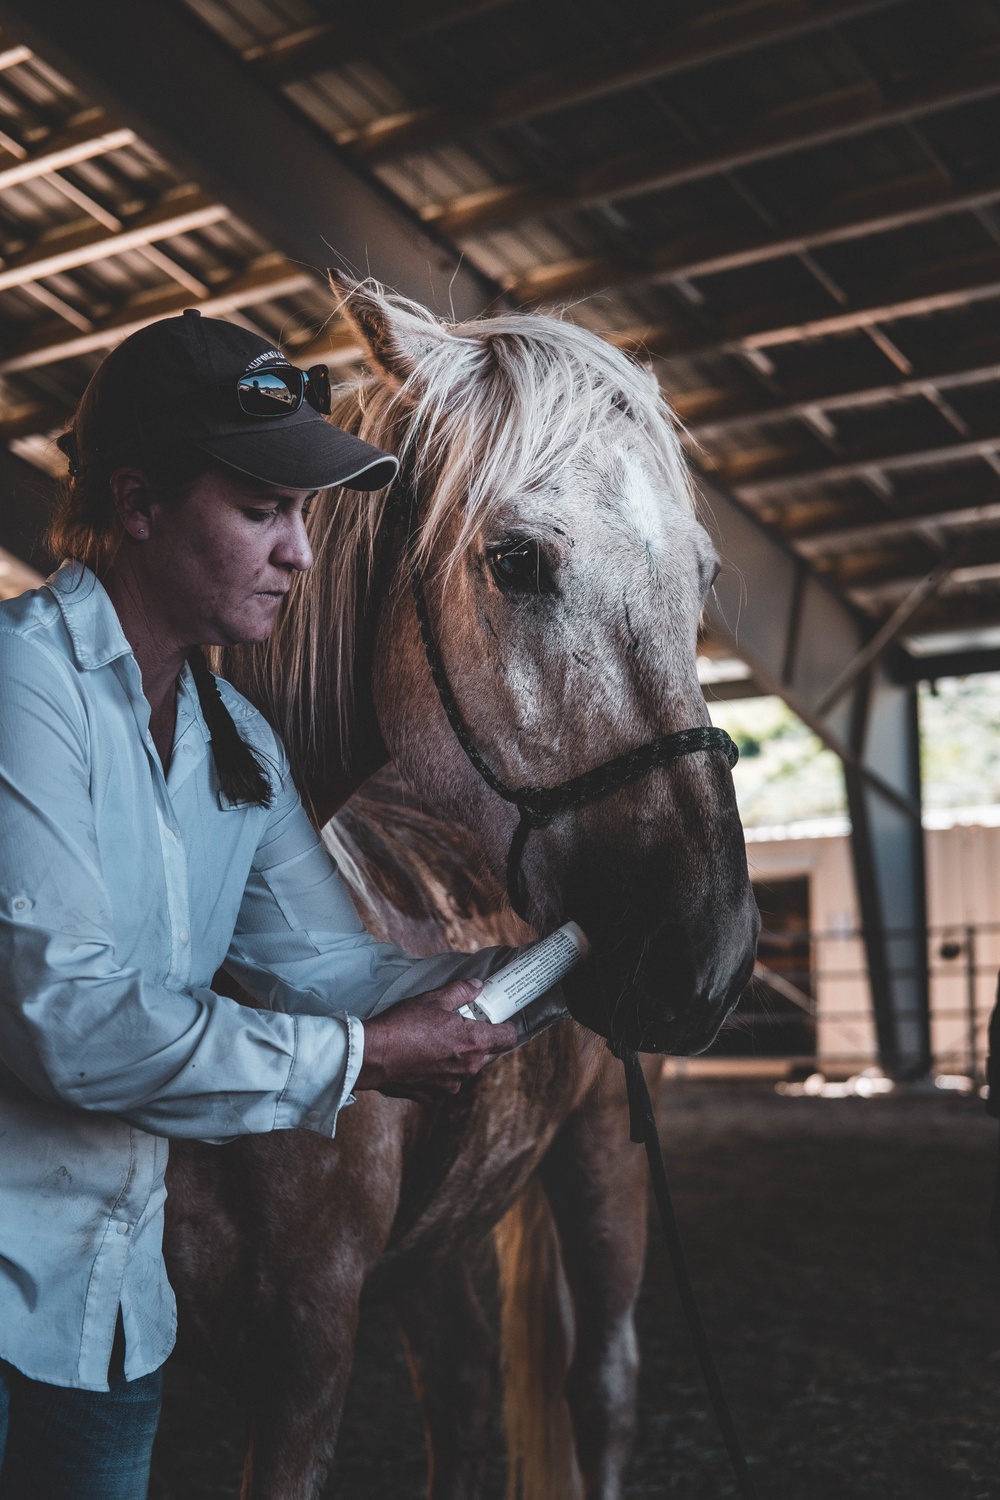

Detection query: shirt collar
xmin=46 ymin=561 xmax=136 ymax=672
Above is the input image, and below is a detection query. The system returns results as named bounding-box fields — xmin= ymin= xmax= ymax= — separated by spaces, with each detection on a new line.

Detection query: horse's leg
xmin=238 ymin=1273 xmax=366 ymax=1500
xmin=389 ymin=1254 xmax=497 ymax=1500
xmin=167 ymin=1099 xmax=406 ymax=1500
xmin=537 ymin=1052 xmax=660 ymax=1500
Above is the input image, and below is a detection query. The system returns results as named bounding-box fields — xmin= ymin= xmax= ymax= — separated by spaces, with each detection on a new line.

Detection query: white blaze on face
xmin=470 ymin=428 xmax=716 ymax=786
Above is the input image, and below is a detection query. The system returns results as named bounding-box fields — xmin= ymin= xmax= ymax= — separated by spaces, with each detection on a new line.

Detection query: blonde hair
xmin=230 ymin=291 xmax=695 ymax=796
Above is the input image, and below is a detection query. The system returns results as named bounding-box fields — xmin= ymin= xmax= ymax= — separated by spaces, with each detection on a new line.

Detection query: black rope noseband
xmin=400 ymin=477 xmax=738 ymax=920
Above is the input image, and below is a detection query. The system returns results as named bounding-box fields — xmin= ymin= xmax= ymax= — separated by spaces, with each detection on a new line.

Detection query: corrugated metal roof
xmin=7 ymin=0 xmax=1000 ymax=655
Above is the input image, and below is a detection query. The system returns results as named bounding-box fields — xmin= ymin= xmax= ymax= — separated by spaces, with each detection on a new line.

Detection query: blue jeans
xmin=0 ymin=1317 xmax=163 ymax=1499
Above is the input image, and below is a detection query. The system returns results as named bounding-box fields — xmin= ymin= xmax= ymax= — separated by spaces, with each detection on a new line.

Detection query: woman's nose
xmin=274 ymin=515 xmax=313 ymax=572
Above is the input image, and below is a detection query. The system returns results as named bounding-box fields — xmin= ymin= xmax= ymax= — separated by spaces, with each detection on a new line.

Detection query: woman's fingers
xmin=355 ymin=981 xmax=517 ymax=1094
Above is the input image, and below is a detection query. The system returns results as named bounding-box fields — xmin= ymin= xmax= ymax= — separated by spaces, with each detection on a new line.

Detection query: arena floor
xmin=149 ymin=1080 xmax=1000 ymax=1499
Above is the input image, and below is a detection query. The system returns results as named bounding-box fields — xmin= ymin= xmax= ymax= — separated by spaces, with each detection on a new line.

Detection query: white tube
xmin=458 ymin=922 xmax=590 ymax=1024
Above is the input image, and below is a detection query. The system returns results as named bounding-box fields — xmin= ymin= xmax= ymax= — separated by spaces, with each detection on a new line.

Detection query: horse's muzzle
xmin=562 ymin=910 xmax=758 ymax=1056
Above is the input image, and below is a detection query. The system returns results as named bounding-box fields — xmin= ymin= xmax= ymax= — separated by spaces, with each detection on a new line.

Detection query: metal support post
xmin=702 ymin=475 xmax=932 ymax=1080
xmin=967 ymin=925 xmax=979 ymax=1085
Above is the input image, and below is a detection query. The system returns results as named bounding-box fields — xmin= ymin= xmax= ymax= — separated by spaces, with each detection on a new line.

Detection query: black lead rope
xmin=619 ymin=1048 xmax=761 ymax=1500
xmin=400 ymin=474 xmax=759 ymax=1493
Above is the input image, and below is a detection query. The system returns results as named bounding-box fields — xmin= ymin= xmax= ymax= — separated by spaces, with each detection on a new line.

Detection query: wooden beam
xmin=506 ymin=170 xmax=1000 ymax=306
xmin=897 ymin=644 xmax=1000 ymax=679
xmin=624 ymin=258 xmax=1000 ymax=364
xmin=0 ymin=41 xmax=30 ymax=70
xmin=681 ymin=347 xmax=1000 ymax=437
xmin=852 ymin=560 xmax=1000 ymax=608
xmin=797 ymin=500 xmax=1000 ymax=556
xmin=421 ymin=46 xmax=1000 ymax=238
xmin=0 ymin=446 xmax=58 ymax=574
xmin=339 ymin=0 xmax=906 ymax=162
xmin=0 ymin=257 xmax=313 ymax=375
xmin=0 ymin=398 xmax=65 ymax=440
xmin=730 ymin=431 xmax=1000 ymax=502
xmin=0 ymin=0 xmax=497 ymax=321
xmin=813 ymin=545 xmax=965 ymax=715
xmin=0 ymin=188 xmax=227 ymax=294
xmin=0 ymin=111 xmax=135 ymax=192
xmin=245 ymin=0 xmax=517 ymax=85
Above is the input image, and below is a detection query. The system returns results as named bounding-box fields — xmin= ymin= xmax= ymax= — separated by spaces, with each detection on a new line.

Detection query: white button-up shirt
xmin=0 ymin=563 xmax=491 ymax=1390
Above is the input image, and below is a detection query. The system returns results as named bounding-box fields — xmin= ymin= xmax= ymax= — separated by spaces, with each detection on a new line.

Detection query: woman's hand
xmin=356 ymin=979 xmax=517 ymax=1103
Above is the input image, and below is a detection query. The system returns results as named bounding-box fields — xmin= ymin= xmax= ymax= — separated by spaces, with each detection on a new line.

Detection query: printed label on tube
xmin=458 ymin=922 xmax=590 ymax=1024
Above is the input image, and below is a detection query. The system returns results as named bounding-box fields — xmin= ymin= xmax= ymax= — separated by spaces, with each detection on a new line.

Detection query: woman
xmin=0 ymin=309 xmax=521 ymax=1499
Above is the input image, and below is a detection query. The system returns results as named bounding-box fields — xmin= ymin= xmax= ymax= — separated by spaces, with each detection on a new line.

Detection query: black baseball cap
xmin=63 ymin=308 xmax=398 ymax=492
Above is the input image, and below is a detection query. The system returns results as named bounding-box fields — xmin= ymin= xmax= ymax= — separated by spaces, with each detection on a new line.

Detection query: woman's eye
xmin=487 ymin=538 xmax=554 ymax=595
xmin=244 ymin=508 xmax=278 ymax=522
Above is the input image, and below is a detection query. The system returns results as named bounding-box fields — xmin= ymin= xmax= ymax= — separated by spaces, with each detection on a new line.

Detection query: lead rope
xmin=618 ymin=1047 xmax=761 ymax=1500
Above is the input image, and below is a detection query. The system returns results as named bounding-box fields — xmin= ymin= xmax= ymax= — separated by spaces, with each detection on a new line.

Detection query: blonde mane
xmin=231 ymin=290 xmax=697 ymax=803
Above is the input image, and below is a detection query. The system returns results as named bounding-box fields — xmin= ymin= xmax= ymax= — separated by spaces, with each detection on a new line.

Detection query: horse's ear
xmin=329 ymin=271 xmax=452 ymax=386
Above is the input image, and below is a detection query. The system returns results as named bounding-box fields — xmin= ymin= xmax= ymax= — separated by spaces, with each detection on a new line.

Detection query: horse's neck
xmin=308 ymin=734 xmax=389 ymax=831
xmin=305 ymin=521 xmax=399 ymax=829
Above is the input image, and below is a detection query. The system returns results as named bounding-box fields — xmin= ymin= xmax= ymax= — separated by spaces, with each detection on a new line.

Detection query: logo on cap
xmin=246 ymin=349 xmax=286 ymax=371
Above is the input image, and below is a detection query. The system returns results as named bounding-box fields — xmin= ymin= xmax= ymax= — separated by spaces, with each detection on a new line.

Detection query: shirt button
xmin=183 ymin=743 xmax=194 ymax=756
xmin=179 ymin=931 xmax=189 ymax=945
xmin=12 ymin=897 xmax=30 ymax=913
xmin=116 ymin=1222 xmax=129 ymax=1236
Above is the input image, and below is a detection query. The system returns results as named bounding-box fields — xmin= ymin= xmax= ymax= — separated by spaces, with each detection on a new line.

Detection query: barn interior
xmin=4 ymin=0 xmax=1000 ymax=1083
xmin=0 ymin=5 xmax=997 ymax=1494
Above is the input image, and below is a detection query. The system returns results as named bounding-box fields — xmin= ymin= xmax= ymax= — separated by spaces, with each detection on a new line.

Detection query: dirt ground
xmin=149 ymin=1080 xmax=1000 ymax=1499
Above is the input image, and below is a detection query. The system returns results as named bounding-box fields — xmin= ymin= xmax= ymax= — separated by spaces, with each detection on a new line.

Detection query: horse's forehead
xmin=538 ymin=444 xmax=705 ymax=554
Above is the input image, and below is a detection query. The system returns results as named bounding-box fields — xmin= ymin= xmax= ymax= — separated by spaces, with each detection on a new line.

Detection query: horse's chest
xmin=381 ymin=1026 xmax=586 ymax=1266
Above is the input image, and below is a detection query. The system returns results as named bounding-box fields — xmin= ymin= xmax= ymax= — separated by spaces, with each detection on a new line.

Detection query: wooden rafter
xmin=729 ymin=431 xmax=1000 ymax=502
xmin=852 ymin=560 xmax=1000 ymax=608
xmin=421 ymin=47 xmax=1000 ymax=238
xmin=0 ymin=397 xmax=64 ymax=440
xmin=244 ymin=0 xmax=517 ymax=84
xmin=505 ymin=170 xmax=1000 ymax=305
xmin=0 ymin=257 xmax=313 ymax=375
xmin=678 ymin=343 xmax=1000 ymax=436
xmin=338 ymin=0 xmax=906 ymax=162
xmin=0 ymin=189 xmax=227 ymax=294
xmin=0 ymin=111 xmax=135 ymax=192
xmin=0 ymin=42 xmax=31 ymax=70
xmin=621 ymin=257 xmax=1000 ymax=363
xmin=797 ymin=500 xmax=1000 ymax=555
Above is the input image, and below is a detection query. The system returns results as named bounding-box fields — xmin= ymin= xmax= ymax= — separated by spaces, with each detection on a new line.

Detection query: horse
xmin=162 ymin=277 xmax=758 ymax=1500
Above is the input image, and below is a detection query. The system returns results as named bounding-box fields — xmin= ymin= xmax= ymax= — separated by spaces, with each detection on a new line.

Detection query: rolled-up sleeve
xmin=0 ymin=629 xmax=361 ymax=1140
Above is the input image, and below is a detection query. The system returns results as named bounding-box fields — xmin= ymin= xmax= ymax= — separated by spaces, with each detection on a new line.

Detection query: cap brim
xmin=195 ymin=411 xmax=398 ymax=492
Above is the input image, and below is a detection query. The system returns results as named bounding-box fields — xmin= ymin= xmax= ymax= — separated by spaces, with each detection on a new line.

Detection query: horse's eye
xmin=487 ymin=539 xmax=554 ymax=595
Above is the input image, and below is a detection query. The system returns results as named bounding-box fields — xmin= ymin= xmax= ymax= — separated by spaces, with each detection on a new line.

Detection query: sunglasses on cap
xmin=229 ymin=362 xmax=332 ymax=418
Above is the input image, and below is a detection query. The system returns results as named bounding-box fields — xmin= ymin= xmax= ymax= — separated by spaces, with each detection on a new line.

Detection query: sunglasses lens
xmin=305 ymin=364 xmax=331 ymax=415
xmin=236 ymin=367 xmax=304 ymax=415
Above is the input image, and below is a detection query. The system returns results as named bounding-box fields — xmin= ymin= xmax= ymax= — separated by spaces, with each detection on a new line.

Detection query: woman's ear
xmin=329 ymin=271 xmax=454 ymax=387
xmin=109 ymin=467 xmax=154 ymax=541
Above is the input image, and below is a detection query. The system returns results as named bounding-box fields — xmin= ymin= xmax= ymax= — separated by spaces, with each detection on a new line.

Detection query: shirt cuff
xmin=275 ymin=1013 xmax=365 ymax=1137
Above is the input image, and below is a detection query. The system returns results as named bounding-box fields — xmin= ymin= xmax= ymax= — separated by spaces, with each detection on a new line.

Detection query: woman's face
xmin=130 ymin=465 xmax=315 ymax=648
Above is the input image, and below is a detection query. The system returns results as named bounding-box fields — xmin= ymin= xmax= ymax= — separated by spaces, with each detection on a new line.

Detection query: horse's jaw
xmin=561 ymin=918 xmax=758 ymax=1057
xmin=514 ymin=787 xmax=761 ymax=1057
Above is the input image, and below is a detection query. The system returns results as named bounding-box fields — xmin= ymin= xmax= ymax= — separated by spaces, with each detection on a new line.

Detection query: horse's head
xmin=268 ymin=279 xmax=758 ymax=1056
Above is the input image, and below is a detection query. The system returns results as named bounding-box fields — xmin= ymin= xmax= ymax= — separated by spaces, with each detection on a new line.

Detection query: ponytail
xmin=186 ymin=646 xmax=273 ymax=809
